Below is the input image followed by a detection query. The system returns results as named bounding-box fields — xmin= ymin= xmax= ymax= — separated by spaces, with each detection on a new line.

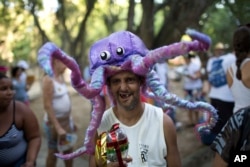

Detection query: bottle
xmin=106 ymin=123 xmax=129 ymax=163
xmin=57 ymin=133 xmax=78 ymax=153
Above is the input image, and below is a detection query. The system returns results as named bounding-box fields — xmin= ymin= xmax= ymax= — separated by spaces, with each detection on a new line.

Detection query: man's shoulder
xmin=144 ymin=103 xmax=164 ymax=119
xmin=102 ymin=107 xmax=113 ymax=117
xmin=98 ymin=108 xmax=114 ymax=133
xmin=145 ymin=103 xmax=162 ymax=111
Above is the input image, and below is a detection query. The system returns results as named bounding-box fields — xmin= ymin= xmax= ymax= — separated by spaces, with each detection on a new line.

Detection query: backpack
xmin=208 ymin=59 xmax=227 ymax=87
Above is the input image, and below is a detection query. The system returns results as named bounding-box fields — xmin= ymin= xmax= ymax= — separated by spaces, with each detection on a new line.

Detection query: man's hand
xmin=107 ymin=157 xmax=133 ymax=167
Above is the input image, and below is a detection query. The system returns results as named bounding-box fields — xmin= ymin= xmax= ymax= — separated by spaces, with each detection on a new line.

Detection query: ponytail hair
xmin=233 ymin=25 xmax=250 ymax=80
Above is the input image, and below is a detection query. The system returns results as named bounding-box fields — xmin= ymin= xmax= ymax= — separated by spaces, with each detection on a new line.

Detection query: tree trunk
xmin=154 ymin=0 xmax=215 ymax=48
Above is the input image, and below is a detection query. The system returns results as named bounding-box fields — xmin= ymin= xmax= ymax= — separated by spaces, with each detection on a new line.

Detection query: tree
xmin=136 ymin=0 xmax=219 ymax=49
xmin=0 ymin=0 xmax=36 ymax=64
xmin=224 ymin=0 xmax=250 ymax=25
xmin=1 ymin=0 xmax=250 ymax=69
xmin=29 ymin=0 xmax=97 ymax=70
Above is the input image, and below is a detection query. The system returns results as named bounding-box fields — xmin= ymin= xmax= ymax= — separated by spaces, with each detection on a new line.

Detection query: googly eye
xmin=116 ymin=47 xmax=125 ymax=56
xmin=100 ymin=51 xmax=111 ymax=60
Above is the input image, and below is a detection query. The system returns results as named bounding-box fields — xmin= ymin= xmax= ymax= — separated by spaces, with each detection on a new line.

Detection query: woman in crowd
xmin=42 ymin=57 xmax=77 ymax=167
xmin=226 ymin=24 xmax=250 ymax=113
xmin=11 ymin=66 xmax=30 ymax=105
xmin=0 ymin=73 xmax=41 ymax=167
xmin=183 ymin=52 xmax=204 ymax=126
xmin=211 ymin=24 xmax=250 ymax=167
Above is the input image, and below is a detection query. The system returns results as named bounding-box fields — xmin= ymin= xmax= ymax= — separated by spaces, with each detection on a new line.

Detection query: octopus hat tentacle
xmin=37 ymin=42 xmax=58 ymax=77
xmin=186 ymin=28 xmax=211 ymax=50
xmin=146 ymin=70 xmax=218 ymax=134
xmin=37 ymin=29 xmax=217 ymax=160
xmin=144 ymin=90 xmax=176 ymax=113
xmin=38 ymin=42 xmax=102 ymax=99
xmin=55 ymin=67 xmax=127 ymax=160
xmin=141 ymin=69 xmax=176 ymax=112
xmin=133 ymin=29 xmax=211 ymax=75
xmin=55 ymin=94 xmax=105 ymax=159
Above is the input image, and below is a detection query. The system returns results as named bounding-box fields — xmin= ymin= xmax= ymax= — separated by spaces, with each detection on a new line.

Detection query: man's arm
xmin=163 ymin=114 xmax=182 ymax=167
xmin=89 ymin=154 xmax=97 ymax=167
xmin=226 ymin=66 xmax=233 ymax=87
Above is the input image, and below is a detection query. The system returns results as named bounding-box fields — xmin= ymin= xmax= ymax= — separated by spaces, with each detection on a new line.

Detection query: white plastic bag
xmin=57 ymin=133 xmax=78 ymax=152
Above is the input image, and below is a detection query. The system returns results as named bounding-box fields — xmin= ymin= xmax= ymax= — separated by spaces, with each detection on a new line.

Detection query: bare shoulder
xmin=42 ymin=75 xmax=54 ymax=91
xmin=242 ymin=61 xmax=250 ymax=72
xmin=163 ymin=113 xmax=175 ymax=129
xmin=242 ymin=61 xmax=250 ymax=87
xmin=14 ymin=101 xmax=33 ymax=115
xmin=42 ymin=75 xmax=53 ymax=84
xmin=14 ymin=101 xmax=36 ymax=128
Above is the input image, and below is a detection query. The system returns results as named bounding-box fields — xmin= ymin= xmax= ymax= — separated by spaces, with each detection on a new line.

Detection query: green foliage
xmin=0 ymin=0 xmax=249 ymax=67
xmin=201 ymin=4 xmax=238 ymax=51
xmin=224 ymin=0 xmax=250 ymax=25
xmin=154 ymin=7 xmax=170 ymax=35
xmin=0 ymin=0 xmax=35 ymax=64
xmin=12 ymin=37 xmax=32 ymax=63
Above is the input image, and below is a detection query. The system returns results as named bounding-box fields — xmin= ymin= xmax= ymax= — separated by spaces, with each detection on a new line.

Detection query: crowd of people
xmin=210 ymin=24 xmax=250 ymax=167
xmin=0 ymin=24 xmax=250 ymax=167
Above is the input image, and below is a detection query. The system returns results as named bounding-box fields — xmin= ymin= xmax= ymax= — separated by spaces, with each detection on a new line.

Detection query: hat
xmin=17 ymin=60 xmax=29 ymax=70
xmin=184 ymin=51 xmax=196 ymax=59
xmin=214 ymin=42 xmax=225 ymax=50
xmin=181 ymin=34 xmax=192 ymax=42
xmin=0 ymin=66 xmax=8 ymax=72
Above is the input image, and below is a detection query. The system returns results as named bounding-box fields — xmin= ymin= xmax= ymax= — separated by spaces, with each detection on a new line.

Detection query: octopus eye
xmin=116 ymin=47 xmax=125 ymax=56
xmin=100 ymin=51 xmax=111 ymax=60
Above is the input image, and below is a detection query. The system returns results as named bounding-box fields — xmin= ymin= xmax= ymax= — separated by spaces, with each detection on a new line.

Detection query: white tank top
xmin=52 ymin=79 xmax=71 ymax=117
xmin=229 ymin=58 xmax=250 ymax=113
xmin=98 ymin=103 xmax=167 ymax=167
xmin=183 ymin=61 xmax=203 ymax=90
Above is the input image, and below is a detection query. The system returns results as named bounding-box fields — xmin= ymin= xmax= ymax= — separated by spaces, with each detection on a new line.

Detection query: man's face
xmin=108 ymin=71 xmax=141 ymax=111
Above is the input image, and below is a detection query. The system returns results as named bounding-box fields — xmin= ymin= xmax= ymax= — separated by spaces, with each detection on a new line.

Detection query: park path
xmin=27 ymin=67 xmax=213 ymax=167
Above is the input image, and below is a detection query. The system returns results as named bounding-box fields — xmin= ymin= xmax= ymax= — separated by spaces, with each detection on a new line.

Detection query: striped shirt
xmin=0 ymin=102 xmax=27 ymax=166
xmin=211 ymin=106 xmax=250 ymax=163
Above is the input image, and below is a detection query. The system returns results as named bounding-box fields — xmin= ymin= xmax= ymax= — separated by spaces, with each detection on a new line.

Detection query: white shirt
xmin=207 ymin=53 xmax=236 ymax=102
xmin=43 ymin=79 xmax=71 ymax=121
xmin=229 ymin=58 xmax=250 ymax=112
xmin=98 ymin=103 xmax=167 ymax=167
xmin=183 ymin=61 xmax=202 ymax=90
